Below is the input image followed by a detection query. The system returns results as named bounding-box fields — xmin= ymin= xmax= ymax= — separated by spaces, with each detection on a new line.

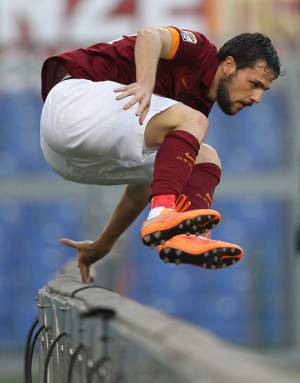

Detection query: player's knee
xmin=145 ymin=103 xmax=208 ymax=148
xmin=186 ymin=111 xmax=208 ymax=140
xmin=196 ymin=143 xmax=221 ymax=168
xmin=175 ymin=109 xmax=209 ymax=143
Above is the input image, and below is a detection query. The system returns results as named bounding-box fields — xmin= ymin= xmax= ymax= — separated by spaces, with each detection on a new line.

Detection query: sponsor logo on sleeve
xmin=180 ymin=30 xmax=197 ymax=44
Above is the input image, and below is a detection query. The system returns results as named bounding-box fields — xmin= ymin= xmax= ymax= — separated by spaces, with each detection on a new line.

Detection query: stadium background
xmin=0 ymin=0 xmax=299 ymax=381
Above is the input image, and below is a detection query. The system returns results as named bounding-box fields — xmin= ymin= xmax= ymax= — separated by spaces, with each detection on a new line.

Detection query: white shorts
xmin=40 ymin=79 xmax=178 ymax=185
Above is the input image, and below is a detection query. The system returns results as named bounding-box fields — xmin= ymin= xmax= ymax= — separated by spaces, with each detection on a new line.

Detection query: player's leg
xmin=157 ymin=144 xmax=244 ymax=269
xmin=41 ymin=81 xmax=220 ymax=249
xmin=183 ymin=143 xmax=222 ymax=210
xmin=141 ymin=104 xmax=221 ymax=247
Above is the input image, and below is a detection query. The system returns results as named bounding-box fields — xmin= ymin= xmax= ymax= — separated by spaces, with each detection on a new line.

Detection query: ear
xmin=222 ymin=56 xmax=237 ymax=76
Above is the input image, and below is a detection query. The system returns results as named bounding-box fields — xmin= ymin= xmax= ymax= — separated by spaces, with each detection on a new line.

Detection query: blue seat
xmin=207 ymin=89 xmax=287 ymax=173
xmin=0 ymin=198 xmax=83 ymax=346
xmin=127 ymin=197 xmax=287 ymax=346
xmin=0 ymin=90 xmax=54 ymax=176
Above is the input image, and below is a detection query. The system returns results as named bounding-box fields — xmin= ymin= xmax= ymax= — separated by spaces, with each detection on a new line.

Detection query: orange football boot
xmin=157 ymin=234 xmax=244 ymax=269
xmin=141 ymin=195 xmax=221 ymax=247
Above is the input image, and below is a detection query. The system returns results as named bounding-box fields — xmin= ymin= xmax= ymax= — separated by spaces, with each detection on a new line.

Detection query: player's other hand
xmin=114 ymin=81 xmax=153 ymax=125
xmin=61 ymin=238 xmax=111 ymax=284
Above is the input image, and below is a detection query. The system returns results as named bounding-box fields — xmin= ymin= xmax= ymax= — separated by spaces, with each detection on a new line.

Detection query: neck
xmin=207 ymin=64 xmax=223 ymax=102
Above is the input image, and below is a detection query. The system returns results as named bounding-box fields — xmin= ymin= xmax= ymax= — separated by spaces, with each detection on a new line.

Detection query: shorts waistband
xmin=61 ymin=73 xmax=73 ymax=81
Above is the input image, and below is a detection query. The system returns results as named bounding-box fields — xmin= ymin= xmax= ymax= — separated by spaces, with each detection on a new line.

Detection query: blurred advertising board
xmin=209 ymin=0 xmax=300 ymax=55
xmin=0 ymin=0 xmax=209 ymax=88
xmin=0 ymin=0 xmax=208 ymax=45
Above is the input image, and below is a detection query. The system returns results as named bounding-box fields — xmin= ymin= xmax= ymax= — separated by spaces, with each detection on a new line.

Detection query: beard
xmin=216 ymin=75 xmax=236 ymax=115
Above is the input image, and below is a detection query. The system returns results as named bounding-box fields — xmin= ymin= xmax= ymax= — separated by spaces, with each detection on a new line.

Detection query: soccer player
xmin=40 ymin=27 xmax=281 ymax=283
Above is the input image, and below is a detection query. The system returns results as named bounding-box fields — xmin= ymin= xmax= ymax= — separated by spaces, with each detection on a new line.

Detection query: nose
xmin=250 ymin=89 xmax=263 ymax=104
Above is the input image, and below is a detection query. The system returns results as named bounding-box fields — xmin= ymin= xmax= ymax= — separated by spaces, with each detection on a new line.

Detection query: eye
xmin=250 ymin=80 xmax=257 ymax=88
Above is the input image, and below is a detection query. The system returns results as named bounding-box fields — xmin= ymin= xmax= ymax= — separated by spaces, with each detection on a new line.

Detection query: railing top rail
xmin=39 ymin=264 xmax=298 ymax=383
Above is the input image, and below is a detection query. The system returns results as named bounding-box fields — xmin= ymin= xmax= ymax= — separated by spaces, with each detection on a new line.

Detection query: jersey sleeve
xmin=163 ymin=26 xmax=216 ymax=64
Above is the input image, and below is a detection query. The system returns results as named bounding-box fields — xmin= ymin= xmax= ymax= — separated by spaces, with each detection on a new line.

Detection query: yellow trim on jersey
xmin=164 ymin=27 xmax=180 ymax=60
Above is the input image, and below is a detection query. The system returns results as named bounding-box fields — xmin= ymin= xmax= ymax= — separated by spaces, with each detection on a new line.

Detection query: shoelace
xmin=174 ymin=194 xmax=191 ymax=212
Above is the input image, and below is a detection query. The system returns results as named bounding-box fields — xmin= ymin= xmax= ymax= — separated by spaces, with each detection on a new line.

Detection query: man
xmin=40 ymin=26 xmax=281 ymax=283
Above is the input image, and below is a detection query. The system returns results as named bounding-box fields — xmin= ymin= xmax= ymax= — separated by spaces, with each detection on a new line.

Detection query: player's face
xmin=217 ymin=59 xmax=275 ymax=115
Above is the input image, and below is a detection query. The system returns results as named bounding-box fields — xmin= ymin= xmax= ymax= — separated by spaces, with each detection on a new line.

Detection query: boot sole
xmin=142 ymin=215 xmax=220 ymax=247
xmin=159 ymin=245 xmax=242 ymax=269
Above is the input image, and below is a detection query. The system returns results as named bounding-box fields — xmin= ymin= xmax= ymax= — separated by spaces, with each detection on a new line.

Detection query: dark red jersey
xmin=41 ymin=27 xmax=219 ymax=116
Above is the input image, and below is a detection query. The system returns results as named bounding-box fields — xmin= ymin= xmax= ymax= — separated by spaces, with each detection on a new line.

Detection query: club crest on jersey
xmin=180 ymin=30 xmax=197 ymax=44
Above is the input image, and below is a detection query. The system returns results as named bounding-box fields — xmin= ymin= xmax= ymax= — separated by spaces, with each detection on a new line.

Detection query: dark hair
xmin=218 ymin=33 xmax=281 ymax=78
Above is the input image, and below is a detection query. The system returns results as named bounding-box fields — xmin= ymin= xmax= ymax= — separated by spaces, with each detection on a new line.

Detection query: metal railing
xmin=29 ymin=262 xmax=298 ymax=383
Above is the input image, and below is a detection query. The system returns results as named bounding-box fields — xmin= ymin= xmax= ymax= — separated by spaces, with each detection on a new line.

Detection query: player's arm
xmin=95 ymin=183 xmax=150 ymax=248
xmin=134 ymin=26 xmax=174 ymax=80
xmin=61 ymin=184 xmax=151 ymax=283
xmin=114 ymin=27 xmax=174 ymax=125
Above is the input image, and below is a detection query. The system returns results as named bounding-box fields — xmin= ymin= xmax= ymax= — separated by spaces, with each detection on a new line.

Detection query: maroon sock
xmin=182 ymin=163 xmax=221 ymax=209
xmin=150 ymin=130 xmax=200 ymax=200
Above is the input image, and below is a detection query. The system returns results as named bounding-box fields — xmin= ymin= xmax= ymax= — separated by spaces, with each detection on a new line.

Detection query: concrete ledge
xmin=37 ymin=263 xmax=298 ymax=383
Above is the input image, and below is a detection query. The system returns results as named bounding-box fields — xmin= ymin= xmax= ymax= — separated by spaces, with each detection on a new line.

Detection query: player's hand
xmin=60 ymin=238 xmax=112 ymax=284
xmin=114 ymin=81 xmax=153 ymax=125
